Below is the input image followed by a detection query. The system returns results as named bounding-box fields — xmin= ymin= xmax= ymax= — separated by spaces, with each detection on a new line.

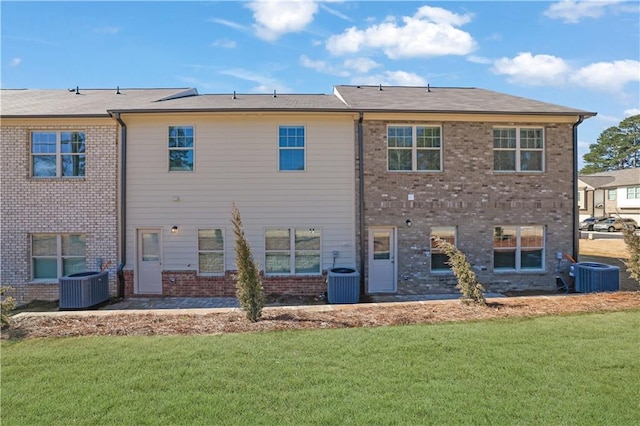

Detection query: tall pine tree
xmin=581 ymin=114 xmax=640 ymax=174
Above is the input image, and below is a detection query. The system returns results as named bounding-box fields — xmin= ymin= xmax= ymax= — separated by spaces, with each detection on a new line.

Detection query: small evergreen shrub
xmin=231 ymin=204 xmax=265 ymax=322
xmin=1 ymin=286 xmax=16 ymax=327
xmin=432 ymin=237 xmax=486 ymax=306
xmin=622 ymin=225 xmax=640 ymax=288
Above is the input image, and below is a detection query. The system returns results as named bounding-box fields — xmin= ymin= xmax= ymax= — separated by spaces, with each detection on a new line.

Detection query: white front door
xmin=368 ymin=227 xmax=397 ymax=293
xmin=137 ymin=229 xmax=163 ymax=294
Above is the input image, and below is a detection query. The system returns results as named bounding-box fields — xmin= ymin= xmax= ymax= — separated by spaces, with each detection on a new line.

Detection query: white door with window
xmin=368 ymin=227 xmax=397 ymax=293
xmin=137 ymin=229 xmax=163 ymax=294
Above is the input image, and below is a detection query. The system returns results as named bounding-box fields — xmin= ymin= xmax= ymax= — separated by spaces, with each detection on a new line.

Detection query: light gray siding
xmin=124 ymin=113 xmax=356 ymax=273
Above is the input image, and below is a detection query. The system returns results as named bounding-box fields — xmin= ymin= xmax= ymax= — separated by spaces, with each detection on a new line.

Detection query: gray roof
xmin=579 ymin=168 xmax=640 ymax=188
xmin=333 ymin=85 xmax=596 ymax=116
xmin=0 ymin=88 xmax=196 ymax=117
xmin=2 ymin=85 xmax=596 ymax=118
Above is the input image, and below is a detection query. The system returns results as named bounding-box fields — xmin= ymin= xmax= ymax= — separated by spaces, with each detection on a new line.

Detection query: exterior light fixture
xmin=171 ymin=226 xmax=179 ymax=234
xmin=405 ymin=219 xmax=412 ymax=227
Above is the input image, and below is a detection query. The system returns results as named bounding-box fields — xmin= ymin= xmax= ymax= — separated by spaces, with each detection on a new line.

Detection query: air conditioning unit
xmin=574 ymin=262 xmax=619 ymax=293
xmin=59 ymin=271 xmax=110 ymax=309
xmin=327 ymin=268 xmax=360 ymax=304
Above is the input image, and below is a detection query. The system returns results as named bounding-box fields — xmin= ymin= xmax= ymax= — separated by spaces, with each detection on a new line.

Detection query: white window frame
xmin=430 ymin=226 xmax=456 ymax=273
xmin=278 ymin=125 xmax=306 ymax=172
xmin=493 ymin=127 xmax=544 ymax=172
xmin=264 ymin=227 xmax=321 ymax=275
xmin=493 ymin=226 xmax=545 ymax=272
xmin=31 ymin=233 xmax=87 ymax=280
xmin=387 ymin=125 xmax=442 ymax=172
xmin=627 ymin=186 xmax=640 ymax=199
xmin=608 ymin=189 xmax=617 ymax=201
xmin=197 ymin=228 xmax=225 ymax=275
xmin=168 ymin=125 xmax=195 ymax=172
xmin=31 ymin=131 xmax=86 ymax=178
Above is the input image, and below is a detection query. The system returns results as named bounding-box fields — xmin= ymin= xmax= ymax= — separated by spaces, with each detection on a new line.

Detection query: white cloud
xmin=343 ymin=57 xmax=380 ymax=73
xmin=544 ymin=0 xmax=623 ymax=24
xmin=570 ymin=60 xmax=640 ymax=92
xmin=208 ymin=18 xmax=248 ymax=31
xmin=10 ymin=57 xmax=21 ymax=67
xmin=326 ymin=5 xmax=476 ymax=59
xmin=299 ymin=55 xmax=349 ymax=77
xmin=219 ymin=68 xmax=292 ymax=93
xmin=354 ymin=70 xmax=427 ymax=86
xmin=624 ymin=108 xmax=640 ymax=116
xmin=467 ymin=55 xmax=492 ymax=65
xmin=95 ymin=26 xmax=120 ymax=34
xmin=211 ymin=38 xmax=237 ymax=48
xmin=492 ymin=52 xmax=570 ymax=86
xmin=247 ymin=0 xmax=319 ymax=41
xmin=320 ymin=3 xmax=352 ymax=22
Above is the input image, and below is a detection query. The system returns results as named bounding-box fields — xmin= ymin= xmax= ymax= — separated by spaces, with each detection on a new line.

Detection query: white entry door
xmin=137 ymin=229 xmax=163 ymax=294
xmin=368 ymin=227 xmax=397 ymax=293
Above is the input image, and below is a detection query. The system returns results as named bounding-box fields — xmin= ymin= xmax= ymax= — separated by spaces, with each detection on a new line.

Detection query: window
xmin=493 ymin=226 xmax=544 ymax=271
xmin=168 ymin=126 xmax=194 ymax=171
xmin=608 ymin=189 xmax=617 ymax=201
xmin=387 ymin=125 xmax=442 ymax=171
xmin=31 ymin=131 xmax=85 ymax=177
xmin=627 ymin=186 xmax=640 ymax=199
xmin=265 ymin=228 xmax=320 ymax=274
xmin=493 ymin=128 xmax=544 ymax=172
xmin=279 ymin=126 xmax=305 ymax=171
xmin=198 ymin=229 xmax=224 ymax=274
xmin=430 ymin=227 xmax=456 ymax=272
xmin=32 ymin=234 xmax=86 ymax=279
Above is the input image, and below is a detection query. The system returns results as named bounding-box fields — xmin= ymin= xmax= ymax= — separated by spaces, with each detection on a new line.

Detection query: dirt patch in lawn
xmin=4 ymin=292 xmax=640 ymax=340
xmin=579 ymin=238 xmax=629 ymax=258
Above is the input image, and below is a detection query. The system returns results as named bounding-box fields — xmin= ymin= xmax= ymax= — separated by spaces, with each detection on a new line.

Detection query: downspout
xmin=573 ymin=115 xmax=585 ymax=262
xmin=113 ymin=112 xmax=127 ymax=298
xmin=357 ymin=112 xmax=365 ymax=295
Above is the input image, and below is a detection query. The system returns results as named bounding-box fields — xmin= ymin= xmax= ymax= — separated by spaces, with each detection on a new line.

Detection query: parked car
xmin=579 ymin=217 xmax=606 ymax=231
xmin=592 ymin=217 xmax=638 ymax=232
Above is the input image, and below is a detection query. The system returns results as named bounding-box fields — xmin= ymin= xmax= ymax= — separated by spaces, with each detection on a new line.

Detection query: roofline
xmin=106 ymin=108 xmax=353 ymax=114
xmin=1 ymin=114 xmax=112 ymax=119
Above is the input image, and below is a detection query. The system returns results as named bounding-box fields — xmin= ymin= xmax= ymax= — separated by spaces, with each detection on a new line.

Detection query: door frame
xmin=135 ymin=227 xmax=163 ymax=294
xmin=367 ymin=226 xmax=397 ymax=293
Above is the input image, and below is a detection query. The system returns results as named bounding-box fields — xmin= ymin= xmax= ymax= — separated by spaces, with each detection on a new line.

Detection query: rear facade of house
xmin=1 ymin=86 xmax=594 ymax=305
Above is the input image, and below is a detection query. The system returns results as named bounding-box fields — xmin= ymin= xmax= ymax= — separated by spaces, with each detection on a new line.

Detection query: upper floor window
xmin=198 ymin=229 xmax=224 ymax=275
xmin=627 ymin=186 xmax=640 ymax=199
xmin=265 ymin=228 xmax=320 ymax=275
xmin=608 ymin=189 xmax=617 ymax=200
xmin=493 ymin=128 xmax=544 ymax=172
xmin=387 ymin=125 xmax=442 ymax=171
xmin=32 ymin=233 xmax=86 ymax=280
xmin=493 ymin=226 xmax=544 ymax=271
xmin=31 ymin=131 xmax=85 ymax=177
xmin=279 ymin=126 xmax=305 ymax=171
xmin=168 ymin=126 xmax=194 ymax=171
xmin=430 ymin=226 xmax=456 ymax=273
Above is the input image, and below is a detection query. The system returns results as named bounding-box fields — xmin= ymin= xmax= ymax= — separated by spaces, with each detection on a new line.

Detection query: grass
xmin=3 ymin=310 xmax=640 ymax=425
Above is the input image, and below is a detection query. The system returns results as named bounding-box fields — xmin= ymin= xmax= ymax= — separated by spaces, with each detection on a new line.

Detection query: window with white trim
xmin=265 ymin=228 xmax=320 ymax=274
xmin=493 ymin=128 xmax=544 ymax=172
xmin=32 ymin=234 xmax=86 ymax=279
xmin=430 ymin=227 xmax=456 ymax=272
xmin=198 ymin=229 xmax=224 ymax=274
xmin=387 ymin=125 xmax=442 ymax=171
xmin=31 ymin=131 xmax=86 ymax=177
xmin=493 ymin=226 xmax=544 ymax=271
xmin=608 ymin=189 xmax=617 ymax=201
xmin=278 ymin=126 xmax=305 ymax=171
xmin=168 ymin=126 xmax=194 ymax=171
xmin=627 ymin=186 xmax=640 ymax=199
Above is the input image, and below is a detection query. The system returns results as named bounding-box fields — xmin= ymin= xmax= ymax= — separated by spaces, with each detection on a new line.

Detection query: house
xmin=1 ymin=85 xmax=595 ymax=304
xmin=332 ymin=85 xmax=595 ymax=294
xmin=578 ymin=168 xmax=640 ymax=223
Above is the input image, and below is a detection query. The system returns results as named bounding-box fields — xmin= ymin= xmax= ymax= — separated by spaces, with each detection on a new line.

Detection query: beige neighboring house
xmin=2 ymin=85 xmax=595 ymax=304
xmin=578 ymin=168 xmax=640 ymax=223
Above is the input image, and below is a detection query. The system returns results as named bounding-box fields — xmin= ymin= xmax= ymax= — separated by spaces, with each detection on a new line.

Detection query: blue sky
xmin=2 ymin=1 xmax=639 ymax=167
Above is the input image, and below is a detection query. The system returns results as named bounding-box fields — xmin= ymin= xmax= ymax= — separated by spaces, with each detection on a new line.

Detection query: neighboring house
xmin=333 ymin=85 xmax=595 ymax=294
xmin=1 ymin=85 xmax=595 ymax=304
xmin=579 ymin=168 xmax=640 ymax=223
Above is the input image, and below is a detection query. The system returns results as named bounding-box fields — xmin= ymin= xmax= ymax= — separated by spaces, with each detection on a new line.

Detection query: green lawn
xmin=2 ymin=311 xmax=640 ymax=425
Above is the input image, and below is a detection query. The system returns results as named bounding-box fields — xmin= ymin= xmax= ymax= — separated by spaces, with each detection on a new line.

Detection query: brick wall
xmin=358 ymin=120 xmax=575 ymax=294
xmin=122 ymin=270 xmax=328 ymax=298
xmin=0 ymin=123 xmax=119 ymax=305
